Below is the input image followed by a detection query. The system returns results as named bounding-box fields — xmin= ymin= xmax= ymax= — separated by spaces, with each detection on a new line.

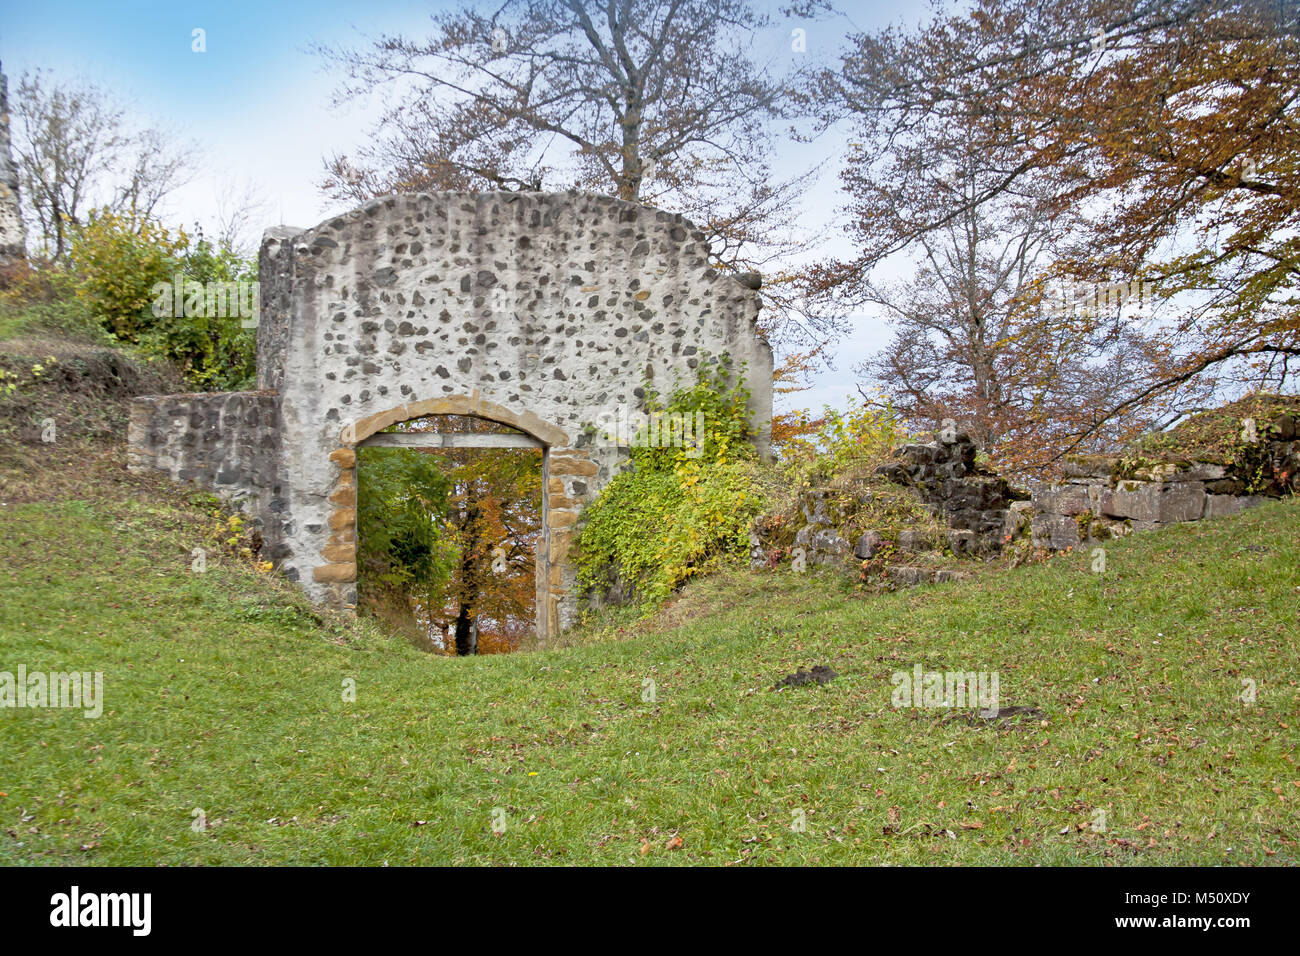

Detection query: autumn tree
xmin=768 ymin=343 xmax=833 ymax=456
xmin=435 ymin=420 xmax=542 ymax=656
xmin=358 ymin=415 xmax=542 ymax=655
xmin=802 ymin=0 xmax=1299 ymax=467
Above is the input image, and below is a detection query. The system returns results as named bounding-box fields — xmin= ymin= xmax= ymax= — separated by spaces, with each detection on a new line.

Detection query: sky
xmin=0 ymin=0 xmax=935 ymax=414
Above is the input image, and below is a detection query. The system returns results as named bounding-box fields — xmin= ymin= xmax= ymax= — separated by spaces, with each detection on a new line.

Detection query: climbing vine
xmin=575 ymin=355 xmax=761 ymax=611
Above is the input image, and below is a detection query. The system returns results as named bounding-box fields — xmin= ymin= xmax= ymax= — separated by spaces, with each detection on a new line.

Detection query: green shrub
xmin=576 ymin=356 xmax=763 ymax=611
xmin=69 ymin=209 xmax=188 ymax=340
xmin=67 ymin=210 xmax=256 ymax=390
xmin=778 ymin=394 xmax=907 ymax=485
xmin=142 ymin=235 xmax=257 ymax=390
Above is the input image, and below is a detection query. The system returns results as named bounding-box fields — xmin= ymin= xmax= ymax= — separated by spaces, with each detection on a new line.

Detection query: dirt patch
xmin=773 ymin=665 xmax=839 ymax=690
xmin=0 ymin=440 xmax=199 ymax=505
xmin=945 ymin=704 xmax=1045 ymax=725
xmin=0 ymin=338 xmax=183 ymax=449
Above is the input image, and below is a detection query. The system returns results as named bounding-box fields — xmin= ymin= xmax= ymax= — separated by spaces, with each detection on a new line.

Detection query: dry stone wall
xmin=874 ymin=431 xmax=1026 ymax=556
xmin=1029 ymin=416 xmax=1298 ymax=550
xmin=127 ymin=391 xmax=288 ymax=557
xmin=753 ymin=418 xmax=1295 ymax=589
xmin=750 ymin=430 xmax=1024 ymax=587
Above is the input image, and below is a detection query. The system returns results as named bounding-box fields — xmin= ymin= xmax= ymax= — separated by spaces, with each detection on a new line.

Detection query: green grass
xmin=0 ymin=452 xmax=1297 ymax=865
xmin=0 ymin=298 xmax=113 ymax=346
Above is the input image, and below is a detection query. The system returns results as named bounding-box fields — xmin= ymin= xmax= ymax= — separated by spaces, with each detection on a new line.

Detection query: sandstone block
xmin=887 ymin=566 xmax=927 ymax=586
xmin=1035 ymin=483 xmax=1092 ymax=516
xmin=312 ymin=562 xmax=356 ymax=583
xmin=1101 ymin=480 xmax=1205 ymax=523
xmin=548 ymin=456 xmax=598 ymax=477
xmin=320 ymin=543 xmax=355 ymax=562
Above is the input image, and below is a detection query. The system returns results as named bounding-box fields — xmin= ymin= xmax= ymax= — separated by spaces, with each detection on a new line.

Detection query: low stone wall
xmin=751 ymin=419 xmax=1295 ymax=589
xmin=1030 ymin=459 xmax=1290 ymax=550
xmin=885 ymin=422 xmax=1296 ymax=555
xmin=127 ymin=391 xmax=290 ymax=567
xmin=1029 ymin=412 xmax=1297 ymax=549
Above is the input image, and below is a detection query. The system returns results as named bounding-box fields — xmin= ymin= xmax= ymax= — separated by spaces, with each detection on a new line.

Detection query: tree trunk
xmin=453 ymin=497 xmax=482 ymax=656
xmin=453 ymin=603 xmax=477 ymax=656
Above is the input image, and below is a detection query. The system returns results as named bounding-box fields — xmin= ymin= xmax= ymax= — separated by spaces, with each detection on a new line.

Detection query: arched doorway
xmin=320 ymin=392 xmax=596 ymax=643
xmin=358 ymin=413 xmax=542 ymax=653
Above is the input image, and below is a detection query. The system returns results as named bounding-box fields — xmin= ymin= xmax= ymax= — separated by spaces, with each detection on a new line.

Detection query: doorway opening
xmin=356 ymin=413 xmax=544 ymax=655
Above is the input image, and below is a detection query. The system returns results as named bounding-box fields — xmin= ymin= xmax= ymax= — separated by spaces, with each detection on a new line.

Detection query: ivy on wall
xmin=575 ymin=355 xmax=761 ymax=611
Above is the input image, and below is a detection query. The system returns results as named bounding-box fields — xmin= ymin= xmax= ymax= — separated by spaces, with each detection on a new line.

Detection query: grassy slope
xmin=0 ymin=451 xmax=1296 ymax=866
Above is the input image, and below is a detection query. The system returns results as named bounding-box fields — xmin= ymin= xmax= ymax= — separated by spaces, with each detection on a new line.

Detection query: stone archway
xmin=321 ymin=392 xmax=592 ymax=643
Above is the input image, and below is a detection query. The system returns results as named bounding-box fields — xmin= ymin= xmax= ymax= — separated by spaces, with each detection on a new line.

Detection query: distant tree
xmin=437 ymin=431 xmax=541 ymax=656
xmin=768 ymin=344 xmax=831 ymax=456
xmin=360 ymin=416 xmax=542 ymax=655
xmin=210 ymin=176 xmax=269 ymax=257
xmin=11 ymin=70 xmax=190 ymax=258
xmin=356 ymin=447 xmax=457 ymax=642
xmin=846 ymin=157 xmax=1165 ymax=471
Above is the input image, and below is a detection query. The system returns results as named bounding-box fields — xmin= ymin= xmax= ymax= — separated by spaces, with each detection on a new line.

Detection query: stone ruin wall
xmin=126 ymin=392 xmax=286 ymax=556
xmin=757 ymin=414 xmax=1298 ymax=584
xmin=1025 ymin=412 xmax=1298 ymax=551
xmin=0 ymin=62 xmax=28 ymax=265
xmin=129 ymin=190 xmax=775 ymax=638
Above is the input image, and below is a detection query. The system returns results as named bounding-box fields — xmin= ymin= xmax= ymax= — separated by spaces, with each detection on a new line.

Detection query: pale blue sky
xmin=0 ymin=0 xmax=935 ymax=412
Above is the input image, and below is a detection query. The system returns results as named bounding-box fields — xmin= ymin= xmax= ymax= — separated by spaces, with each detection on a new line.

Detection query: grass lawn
xmin=0 ymin=450 xmax=1296 ymax=865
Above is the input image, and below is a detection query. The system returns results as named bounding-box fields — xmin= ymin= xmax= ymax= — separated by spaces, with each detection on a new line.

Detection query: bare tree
xmin=12 ymin=70 xmax=191 ymax=257
xmin=316 ymin=0 xmax=832 ymax=348
xmin=848 ymin=156 xmax=1167 ymax=470
xmin=318 ymin=0 xmax=787 ymax=199
xmin=211 ymin=176 xmax=270 ymax=256
xmin=109 ymin=126 xmax=192 ymax=227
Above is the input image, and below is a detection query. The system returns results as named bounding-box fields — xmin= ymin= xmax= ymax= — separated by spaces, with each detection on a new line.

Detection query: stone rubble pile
xmin=874 ymin=430 xmax=1027 ymax=556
